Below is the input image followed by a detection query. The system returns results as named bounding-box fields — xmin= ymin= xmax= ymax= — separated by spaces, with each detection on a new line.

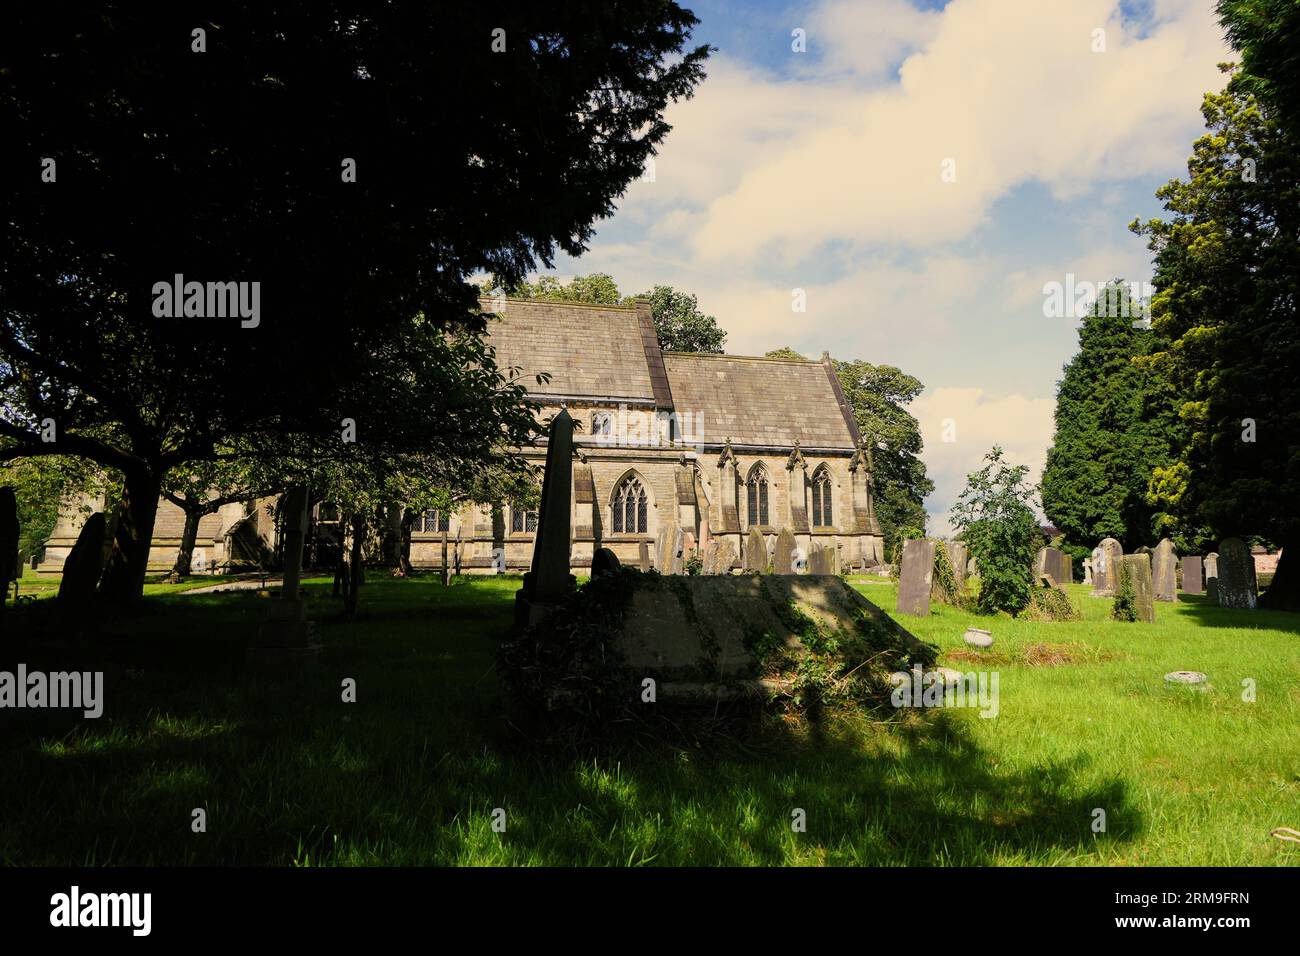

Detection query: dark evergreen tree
xmin=1040 ymin=283 xmax=1179 ymax=557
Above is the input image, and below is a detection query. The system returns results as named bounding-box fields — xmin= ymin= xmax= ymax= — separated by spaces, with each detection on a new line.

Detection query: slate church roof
xmin=482 ymin=297 xmax=859 ymax=452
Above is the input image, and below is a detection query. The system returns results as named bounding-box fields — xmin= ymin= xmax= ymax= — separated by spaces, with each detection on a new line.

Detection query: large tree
xmin=1218 ymin=0 xmax=1300 ymax=138
xmin=1131 ymin=67 xmax=1300 ymax=608
xmin=1040 ymin=283 xmax=1182 ymax=556
xmin=0 ymin=4 xmax=709 ymax=601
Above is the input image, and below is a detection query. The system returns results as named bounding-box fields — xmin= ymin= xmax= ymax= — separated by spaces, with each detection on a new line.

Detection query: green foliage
xmin=1218 ymin=0 xmax=1300 ymax=140
xmin=1131 ymin=67 xmax=1300 ymax=605
xmin=1040 ymin=282 xmax=1179 ymax=555
xmin=1023 ymin=584 xmax=1082 ymax=622
xmin=754 ymin=601 xmax=935 ymax=716
xmin=931 ymin=540 xmax=970 ymax=609
xmin=1111 ymin=560 xmax=1138 ymax=623
xmin=950 ymin=447 xmax=1040 ymax=616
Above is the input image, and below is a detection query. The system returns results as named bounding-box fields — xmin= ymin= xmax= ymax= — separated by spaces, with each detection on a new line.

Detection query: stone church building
xmin=39 ymin=297 xmax=884 ymax=575
xmin=405 ymin=297 xmax=884 ymax=573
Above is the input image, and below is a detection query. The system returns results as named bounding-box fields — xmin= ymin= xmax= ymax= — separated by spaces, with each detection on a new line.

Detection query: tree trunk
xmin=173 ymin=507 xmax=202 ymax=577
xmin=344 ymin=511 xmax=366 ymax=618
xmin=380 ymin=502 xmax=403 ymax=568
xmin=399 ymin=507 xmax=414 ymax=575
xmin=1261 ymin=544 xmax=1299 ymax=611
xmin=99 ymin=466 xmax=162 ymax=603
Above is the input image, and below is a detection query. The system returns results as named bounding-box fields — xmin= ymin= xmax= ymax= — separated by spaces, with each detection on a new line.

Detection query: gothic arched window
xmin=612 ymin=475 xmax=648 ymax=534
xmin=747 ymin=468 xmax=769 ymax=527
xmin=811 ymin=468 xmax=833 ymax=527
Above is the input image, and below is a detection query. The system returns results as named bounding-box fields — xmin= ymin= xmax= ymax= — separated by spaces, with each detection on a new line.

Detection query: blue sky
xmin=540 ymin=0 xmax=1231 ymax=534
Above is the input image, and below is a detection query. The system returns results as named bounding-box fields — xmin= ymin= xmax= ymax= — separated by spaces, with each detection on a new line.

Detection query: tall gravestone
xmin=514 ymin=410 xmax=577 ymax=627
xmin=1092 ymin=538 xmax=1123 ymax=596
xmin=1122 ymin=553 xmax=1156 ymax=623
xmin=1204 ymin=552 xmax=1219 ymax=602
xmin=809 ymin=545 xmax=831 ymax=575
xmin=774 ymin=528 xmax=797 ymax=575
xmin=681 ymin=531 xmax=696 ymax=571
xmin=896 ymin=538 xmax=936 ymax=616
xmin=1153 ymin=538 xmax=1177 ymax=602
xmin=1216 ymin=538 xmax=1257 ymax=609
xmin=947 ymin=542 xmax=969 ymax=590
xmin=638 ymin=541 xmax=651 ymax=572
xmin=1180 ymin=556 xmax=1203 ymax=595
xmin=743 ymin=527 xmax=767 ymax=573
xmin=57 ymin=512 xmax=108 ymax=606
xmin=0 ymin=487 xmax=17 ymax=616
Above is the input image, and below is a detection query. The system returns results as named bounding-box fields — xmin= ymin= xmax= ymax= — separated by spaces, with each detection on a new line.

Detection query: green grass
xmin=1 ymin=574 xmax=1297 ymax=866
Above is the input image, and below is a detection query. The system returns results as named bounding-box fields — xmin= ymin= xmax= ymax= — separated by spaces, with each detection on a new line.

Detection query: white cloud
xmin=682 ymin=0 xmax=1228 ymax=263
xmin=909 ymin=387 xmax=1056 ymax=537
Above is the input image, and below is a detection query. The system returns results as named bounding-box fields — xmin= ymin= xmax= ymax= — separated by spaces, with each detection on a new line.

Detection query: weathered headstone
xmin=1082 ymin=557 xmax=1093 ymax=585
xmin=809 ymin=545 xmax=833 ymax=575
xmin=711 ymin=540 xmax=737 ymax=575
xmin=947 ymin=542 xmax=969 ymax=589
xmin=896 ymin=538 xmax=936 ymax=616
xmin=966 ymin=556 xmax=977 ymax=577
xmin=57 ymin=511 xmax=108 ymax=605
xmin=700 ymin=541 xmax=719 ymax=575
xmin=591 ymin=547 xmax=621 ymax=577
xmin=681 ymin=531 xmax=696 ymax=570
xmin=638 ymin=541 xmax=651 ymax=572
xmin=514 ymin=409 xmax=577 ymax=627
xmin=774 ymin=527 xmax=797 ymax=575
xmin=1036 ymin=547 xmax=1071 ymax=587
xmin=0 ymin=486 xmax=17 ymax=616
xmin=1153 ymin=538 xmax=1177 ymax=602
xmin=1180 ymin=555 xmax=1203 ymax=595
xmin=1204 ymin=552 xmax=1219 ymax=601
xmin=744 ymin=527 xmax=767 ymax=573
xmin=1092 ymin=538 xmax=1123 ymax=596
xmin=1122 ymin=553 xmax=1156 ymax=623
xmin=1216 ymin=538 xmax=1257 ymax=609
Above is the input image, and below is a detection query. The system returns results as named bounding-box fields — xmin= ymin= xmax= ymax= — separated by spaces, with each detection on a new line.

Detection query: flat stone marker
xmin=1122 ymin=553 xmax=1155 ymax=623
xmin=774 ymin=527 xmax=797 ymax=575
xmin=964 ymin=627 xmax=993 ymax=649
xmin=1180 ymin=556 xmax=1203 ymax=595
xmin=1153 ymin=538 xmax=1177 ymax=602
xmin=1216 ymin=538 xmax=1257 ymax=609
xmin=1092 ymin=538 xmax=1123 ymax=597
xmin=1164 ymin=670 xmax=1208 ymax=692
xmin=896 ymin=538 xmax=936 ymax=617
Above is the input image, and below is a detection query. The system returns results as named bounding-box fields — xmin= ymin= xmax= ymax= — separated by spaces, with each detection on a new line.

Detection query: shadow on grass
xmin=0 ymin=578 xmax=1140 ymax=865
xmin=1171 ymin=592 xmax=1300 ymax=633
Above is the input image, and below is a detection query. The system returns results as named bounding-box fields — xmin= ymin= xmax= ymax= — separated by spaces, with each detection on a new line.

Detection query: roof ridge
xmin=477 ymin=295 xmax=640 ymax=313
xmin=662 ymin=351 xmax=821 ymax=364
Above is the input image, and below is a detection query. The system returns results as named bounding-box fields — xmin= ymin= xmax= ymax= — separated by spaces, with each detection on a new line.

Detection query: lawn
xmin=1 ymin=573 xmax=1297 ymax=866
